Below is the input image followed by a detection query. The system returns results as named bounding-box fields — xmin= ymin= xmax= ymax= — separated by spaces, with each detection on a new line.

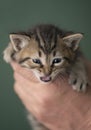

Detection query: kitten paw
xmin=69 ymin=73 xmax=88 ymax=92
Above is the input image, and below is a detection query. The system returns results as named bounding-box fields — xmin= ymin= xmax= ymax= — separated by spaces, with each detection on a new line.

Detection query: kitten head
xmin=9 ymin=25 xmax=83 ymax=83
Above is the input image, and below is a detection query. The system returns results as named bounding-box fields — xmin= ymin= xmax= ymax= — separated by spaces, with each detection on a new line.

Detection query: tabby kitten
xmin=3 ymin=24 xmax=88 ymax=130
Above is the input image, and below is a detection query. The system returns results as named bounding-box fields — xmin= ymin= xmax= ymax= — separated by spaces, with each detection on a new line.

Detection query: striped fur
xmin=3 ymin=24 xmax=88 ymax=130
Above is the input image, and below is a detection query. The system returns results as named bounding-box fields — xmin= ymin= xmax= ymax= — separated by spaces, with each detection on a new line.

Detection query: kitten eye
xmin=32 ymin=59 xmax=41 ymax=64
xmin=52 ymin=58 xmax=62 ymax=64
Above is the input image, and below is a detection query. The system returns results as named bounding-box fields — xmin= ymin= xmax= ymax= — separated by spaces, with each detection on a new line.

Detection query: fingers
xmin=14 ymin=82 xmax=34 ymax=112
xmin=14 ymin=72 xmax=30 ymax=87
xmin=10 ymin=61 xmax=20 ymax=71
xmin=14 ymin=71 xmax=38 ymax=93
xmin=14 ymin=81 xmax=44 ymax=116
xmin=10 ymin=61 xmax=38 ymax=82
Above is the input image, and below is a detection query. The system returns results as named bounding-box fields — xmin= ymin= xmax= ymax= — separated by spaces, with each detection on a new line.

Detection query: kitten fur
xmin=3 ymin=24 xmax=88 ymax=130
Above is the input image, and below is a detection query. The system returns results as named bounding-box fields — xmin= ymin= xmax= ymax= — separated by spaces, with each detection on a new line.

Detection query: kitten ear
xmin=9 ymin=34 xmax=30 ymax=51
xmin=63 ymin=33 xmax=83 ymax=50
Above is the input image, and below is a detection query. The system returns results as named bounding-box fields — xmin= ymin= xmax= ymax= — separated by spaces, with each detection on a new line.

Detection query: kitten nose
xmin=40 ymin=76 xmax=51 ymax=82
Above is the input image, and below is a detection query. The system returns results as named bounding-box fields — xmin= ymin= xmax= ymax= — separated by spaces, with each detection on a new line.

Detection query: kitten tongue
xmin=40 ymin=76 xmax=51 ymax=82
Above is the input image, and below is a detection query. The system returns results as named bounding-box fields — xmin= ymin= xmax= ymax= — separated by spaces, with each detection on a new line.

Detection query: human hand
xmin=11 ymin=60 xmax=91 ymax=130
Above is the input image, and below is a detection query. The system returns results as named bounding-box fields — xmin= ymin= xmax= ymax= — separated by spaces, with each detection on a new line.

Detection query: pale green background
xmin=0 ymin=0 xmax=91 ymax=130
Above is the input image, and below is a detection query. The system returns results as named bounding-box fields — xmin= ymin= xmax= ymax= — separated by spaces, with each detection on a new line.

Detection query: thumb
xmin=10 ymin=61 xmax=39 ymax=82
xmin=10 ymin=61 xmax=21 ymax=71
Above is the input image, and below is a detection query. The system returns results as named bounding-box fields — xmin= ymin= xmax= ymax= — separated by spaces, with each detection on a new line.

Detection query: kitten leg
xmin=69 ymin=59 xmax=89 ymax=92
xmin=27 ymin=113 xmax=49 ymax=130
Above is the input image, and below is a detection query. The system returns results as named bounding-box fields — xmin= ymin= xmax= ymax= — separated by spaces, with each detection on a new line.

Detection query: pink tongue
xmin=40 ymin=76 xmax=51 ymax=82
xmin=42 ymin=76 xmax=50 ymax=81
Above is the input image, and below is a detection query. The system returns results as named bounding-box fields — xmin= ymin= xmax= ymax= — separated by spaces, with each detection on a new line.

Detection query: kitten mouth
xmin=40 ymin=76 xmax=51 ymax=82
